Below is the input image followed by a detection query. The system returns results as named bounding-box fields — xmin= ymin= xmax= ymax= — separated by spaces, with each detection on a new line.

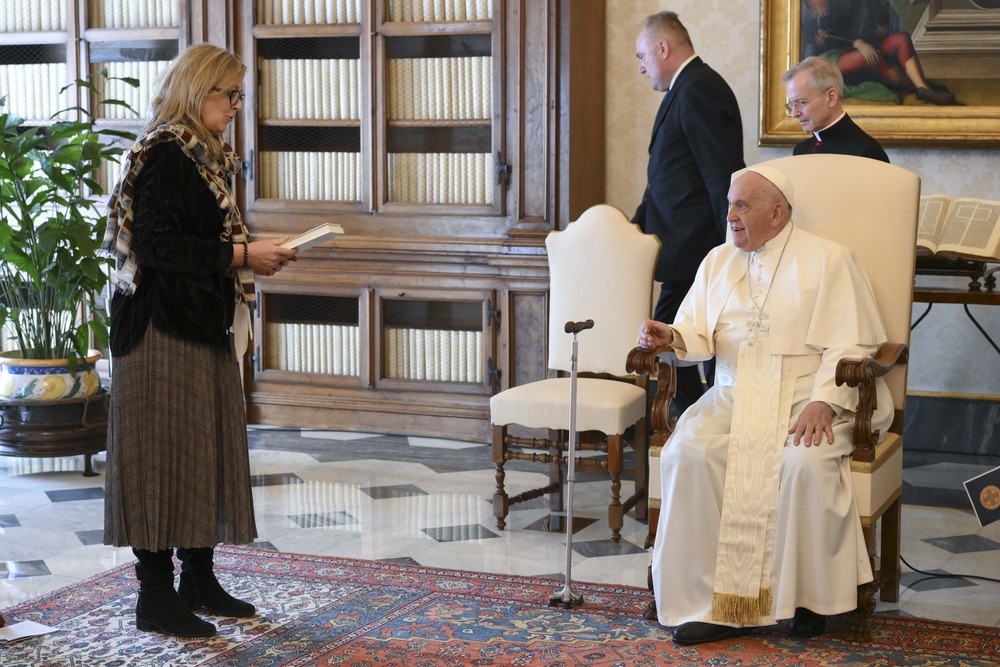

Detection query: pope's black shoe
xmin=672 ymin=621 xmax=740 ymax=645
xmin=790 ymin=607 xmax=826 ymax=638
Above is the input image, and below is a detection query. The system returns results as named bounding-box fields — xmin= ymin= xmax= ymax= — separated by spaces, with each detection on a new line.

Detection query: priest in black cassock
xmin=782 ymin=57 xmax=888 ymax=163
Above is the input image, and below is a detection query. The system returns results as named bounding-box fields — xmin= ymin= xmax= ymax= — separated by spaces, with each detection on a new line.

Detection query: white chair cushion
xmin=490 ymin=377 xmax=646 ymax=434
xmin=850 ymin=433 xmax=903 ymax=521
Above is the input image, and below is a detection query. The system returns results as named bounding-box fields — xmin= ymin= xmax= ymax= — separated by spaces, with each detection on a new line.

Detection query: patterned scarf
xmin=101 ymin=123 xmax=255 ymax=306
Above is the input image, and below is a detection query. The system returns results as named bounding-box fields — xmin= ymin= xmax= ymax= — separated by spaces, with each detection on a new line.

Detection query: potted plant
xmin=0 ymin=72 xmax=136 ymax=472
xmin=0 ymin=73 xmax=136 ymax=398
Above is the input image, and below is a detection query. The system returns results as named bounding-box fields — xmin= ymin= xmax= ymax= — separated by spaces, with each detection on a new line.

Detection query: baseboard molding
xmin=903 ymin=394 xmax=1000 ymax=456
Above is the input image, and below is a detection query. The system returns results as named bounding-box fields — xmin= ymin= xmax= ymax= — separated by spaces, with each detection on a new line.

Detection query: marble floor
xmin=1 ymin=427 xmax=999 ymax=630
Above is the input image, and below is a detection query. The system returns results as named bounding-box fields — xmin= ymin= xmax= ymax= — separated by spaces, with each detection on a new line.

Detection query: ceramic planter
xmin=0 ymin=350 xmax=103 ymax=401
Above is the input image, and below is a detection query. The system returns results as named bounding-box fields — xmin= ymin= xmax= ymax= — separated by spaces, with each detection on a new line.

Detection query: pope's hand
xmin=636 ymin=319 xmax=673 ymax=349
xmin=789 ymin=401 xmax=835 ymax=446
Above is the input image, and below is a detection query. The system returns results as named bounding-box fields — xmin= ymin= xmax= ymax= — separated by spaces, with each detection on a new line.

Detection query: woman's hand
xmin=244 ymin=238 xmax=298 ymax=276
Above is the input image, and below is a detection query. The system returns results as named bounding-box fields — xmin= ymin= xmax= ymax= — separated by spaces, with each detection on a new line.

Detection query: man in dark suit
xmin=633 ymin=11 xmax=745 ymax=413
xmin=783 ymin=57 xmax=889 ymax=162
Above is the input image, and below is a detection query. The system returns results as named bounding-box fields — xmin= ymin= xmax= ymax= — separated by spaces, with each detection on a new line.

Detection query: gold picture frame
xmin=759 ymin=0 xmax=1000 ymax=148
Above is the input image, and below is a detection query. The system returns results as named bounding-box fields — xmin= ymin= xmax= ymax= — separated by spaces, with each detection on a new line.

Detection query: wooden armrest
xmin=836 ymin=342 xmax=909 ymax=462
xmin=626 ymin=344 xmax=674 ymax=376
xmin=837 ymin=343 xmax=908 ymax=386
xmin=626 ymin=345 xmax=678 ymax=446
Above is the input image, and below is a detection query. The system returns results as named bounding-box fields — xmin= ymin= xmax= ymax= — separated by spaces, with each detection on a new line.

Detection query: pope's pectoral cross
xmin=746 ymin=312 xmax=769 ymax=345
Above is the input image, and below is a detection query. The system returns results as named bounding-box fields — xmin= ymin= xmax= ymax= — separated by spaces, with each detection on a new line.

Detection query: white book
xmin=281 ymin=223 xmax=346 ymax=251
xmin=0 ymin=620 xmax=59 ymax=643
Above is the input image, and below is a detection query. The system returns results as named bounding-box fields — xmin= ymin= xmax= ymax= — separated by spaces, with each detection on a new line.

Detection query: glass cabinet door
xmin=380 ymin=0 xmax=499 ymax=213
xmin=244 ymin=0 xmax=502 ymax=218
xmin=0 ymin=1 xmax=70 ymax=125
xmin=376 ymin=288 xmax=495 ymax=394
xmin=250 ymin=1 xmax=365 ymax=210
xmin=80 ymin=0 xmax=185 ymax=192
xmin=258 ymin=292 xmax=362 ymax=381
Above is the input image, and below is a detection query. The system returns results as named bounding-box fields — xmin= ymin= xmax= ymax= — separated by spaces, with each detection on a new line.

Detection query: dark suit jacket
xmin=632 ymin=57 xmax=745 ymax=285
xmin=793 ymin=114 xmax=889 ymax=163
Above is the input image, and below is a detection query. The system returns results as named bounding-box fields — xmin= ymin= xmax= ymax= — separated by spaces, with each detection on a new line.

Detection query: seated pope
xmin=636 ymin=165 xmax=894 ymax=645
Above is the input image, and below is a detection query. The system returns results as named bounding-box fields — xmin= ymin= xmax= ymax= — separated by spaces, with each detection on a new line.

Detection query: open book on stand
xmin=918 ymin=195 xmax=1000 ymax=262
xmin=281 ymin=223 xmax=345 ymax=251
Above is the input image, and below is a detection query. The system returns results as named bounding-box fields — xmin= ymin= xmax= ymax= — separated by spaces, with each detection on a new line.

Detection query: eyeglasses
xmin=784 ymin=98 xmax=812 ymax=113
xmin=212 ymin=87 xmax=246 ymax=107
xmin=784 ymin=88 xmax=832 ymax=114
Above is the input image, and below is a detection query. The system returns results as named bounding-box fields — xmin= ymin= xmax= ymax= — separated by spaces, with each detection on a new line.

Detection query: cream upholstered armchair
xmin=491 ymin=204 xmax=660 ymax=542
xmin=627 ymin=154 xmax=919 ymax=637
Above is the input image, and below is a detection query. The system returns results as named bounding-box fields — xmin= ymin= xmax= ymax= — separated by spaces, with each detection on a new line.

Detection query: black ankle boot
xmin=133 ymin=548 xmax=216 ymax=637
xmin=177 ymin=547 xmax=256 ymax=617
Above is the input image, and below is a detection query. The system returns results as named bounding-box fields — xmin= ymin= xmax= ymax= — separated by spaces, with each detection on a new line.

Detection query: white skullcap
xmin=733 ymin=164 xmax=794 ymax=208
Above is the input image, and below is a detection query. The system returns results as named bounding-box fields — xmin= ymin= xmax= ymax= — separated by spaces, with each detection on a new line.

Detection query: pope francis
xmin=636 ymin=165 xmax=894 ymax=645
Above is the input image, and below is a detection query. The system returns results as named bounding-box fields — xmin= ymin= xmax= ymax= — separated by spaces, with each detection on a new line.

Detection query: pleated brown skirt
xmin=103 ymin=324 xmax=257 ymax=550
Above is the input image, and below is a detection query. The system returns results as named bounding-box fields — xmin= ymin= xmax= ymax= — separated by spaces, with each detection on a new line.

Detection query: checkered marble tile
xmin=1 ymin=431 xmax=998 ymax=629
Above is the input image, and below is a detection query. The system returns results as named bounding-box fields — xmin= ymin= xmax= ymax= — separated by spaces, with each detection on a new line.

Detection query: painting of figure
xmin=762 ymin=0 xmax=1000 ymax=146
xmin=800 ymin=0 xmax=958 ymax=105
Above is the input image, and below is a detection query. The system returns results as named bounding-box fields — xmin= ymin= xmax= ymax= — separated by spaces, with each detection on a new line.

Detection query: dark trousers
xmin=653 ymin=279 xmax=714 ymax=415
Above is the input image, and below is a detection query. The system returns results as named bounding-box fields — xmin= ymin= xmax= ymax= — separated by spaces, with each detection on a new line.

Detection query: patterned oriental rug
xmin=1 ymin=546 xmax=998 ymax=666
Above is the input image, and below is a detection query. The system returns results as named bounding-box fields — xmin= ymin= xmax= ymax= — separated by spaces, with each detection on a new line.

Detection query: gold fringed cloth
xmin=711 ymin=336 xmax=795 ymax=624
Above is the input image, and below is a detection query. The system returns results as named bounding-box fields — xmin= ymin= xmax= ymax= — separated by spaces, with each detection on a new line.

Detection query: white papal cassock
xmin=650 ymin=222 xmax=894 ymax=628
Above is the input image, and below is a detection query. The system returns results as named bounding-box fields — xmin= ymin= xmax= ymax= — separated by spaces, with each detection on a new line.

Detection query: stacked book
xmin=384 ymin=327 xmax=482 ymax=383
xmin=388 ymin=0 xmax=493 ymax=22
xmin=87 ymin=0 xmax=178 ymax=29
xmin=256 ymin=0 xmax=360 ymax=24
xmin=387 ymin=56 xmax=491 ymax=120
xmin=388 ymin=152 xmax=491 ymax=205
xmin=0 ymin=63 xmax=69 ymax=122
xmin=258 ymin=151 xmax=361 ymax=201
xmin=259 ymin=59 xmax=360 ymax=120
xmin=96 ymin=60 xmax=171 ymax=119
xmin=266 ymin=322 xmax=360 ymax=376
xmin=0 ymin=0 xmax=65 ymax=31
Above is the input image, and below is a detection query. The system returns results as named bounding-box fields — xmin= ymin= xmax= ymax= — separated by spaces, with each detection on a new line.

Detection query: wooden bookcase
xmin=0 ymin=0 xmax=189 ymax=136
xmin=1 ymin=0 xmax=607 ymax=441
xmin=235 ymin=0 xmax=606 ymax=442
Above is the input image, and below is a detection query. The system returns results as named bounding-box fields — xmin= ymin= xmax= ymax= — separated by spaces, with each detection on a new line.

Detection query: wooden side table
xmin=912 ymin=261 xmax=999 ymax=357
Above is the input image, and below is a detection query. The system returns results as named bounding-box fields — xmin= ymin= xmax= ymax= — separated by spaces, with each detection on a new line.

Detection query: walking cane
xmin=549 ymin=318 xmax=593 ymax=608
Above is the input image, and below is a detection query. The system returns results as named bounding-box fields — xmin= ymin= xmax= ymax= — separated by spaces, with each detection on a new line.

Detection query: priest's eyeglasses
xmin=784 ymin=98 xmax=811 ymax=113
xmin=784 ymin=88 xmax=833 ymax=114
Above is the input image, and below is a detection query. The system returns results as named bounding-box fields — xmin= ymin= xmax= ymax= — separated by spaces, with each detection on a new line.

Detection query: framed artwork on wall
xmin=759 ymin=0 xmax=1000 ymax=148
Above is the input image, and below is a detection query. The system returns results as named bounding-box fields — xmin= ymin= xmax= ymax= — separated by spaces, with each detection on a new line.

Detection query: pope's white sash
xmin=711 ymin=336 xmax=795 ymax=624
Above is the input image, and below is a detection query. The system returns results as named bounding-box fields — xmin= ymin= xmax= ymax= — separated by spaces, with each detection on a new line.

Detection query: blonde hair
xmin=146 ymin=43 xmax=246 ymax=159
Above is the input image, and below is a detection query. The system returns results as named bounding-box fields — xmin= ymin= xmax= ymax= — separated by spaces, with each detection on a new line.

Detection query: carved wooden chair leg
xmin=491 ymin=424 xmax=510 ymax=531
xmin=633 ymin=417 xmax=649 ymax=521
xmin=643 ymin=565 xmax=657 ymax=620
xmin=548 ymin=428 xmax=565 ymax=515
xmin=849 ymin=581 xmax=876 ymax=642
xmin=607 ymin=434 xmax=624 ymax=542
xmin=880 ymin=497 xmax=902 ymax=602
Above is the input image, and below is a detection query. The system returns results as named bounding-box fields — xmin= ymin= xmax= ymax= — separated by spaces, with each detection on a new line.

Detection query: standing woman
xmin=101 ymin=43 xmax=297 ymax=637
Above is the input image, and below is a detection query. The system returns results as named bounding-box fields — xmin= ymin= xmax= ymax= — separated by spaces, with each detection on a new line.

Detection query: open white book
xmin=280 ymin=223 xmax=345 ymax=251
xmin=917 ymin=195 xmax=1000 ymax=262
